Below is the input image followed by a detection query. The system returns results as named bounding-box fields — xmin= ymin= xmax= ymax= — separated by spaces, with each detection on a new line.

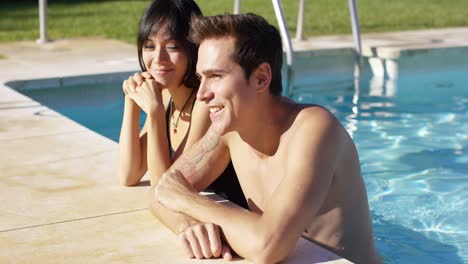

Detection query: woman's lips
xmin=154 ymin=68 xmax=173 ymax=75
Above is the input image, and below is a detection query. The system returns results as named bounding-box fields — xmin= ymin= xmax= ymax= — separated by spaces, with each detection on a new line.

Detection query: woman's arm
xmin=117 ymin=80 xmax=149 ymax=186
xmin=123 ymin=76 xmax=171 ymax=186
xmin=174 ymin=98 xmax=212 ymax=159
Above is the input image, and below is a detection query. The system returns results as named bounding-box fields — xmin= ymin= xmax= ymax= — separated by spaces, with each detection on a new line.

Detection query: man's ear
xmin=253 ymin=62 xmax=272 ymax=93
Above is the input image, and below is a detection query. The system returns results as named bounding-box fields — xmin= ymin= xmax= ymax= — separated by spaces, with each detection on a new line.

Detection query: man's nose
xmin=197 ymin=79 xmax=213 ymax=102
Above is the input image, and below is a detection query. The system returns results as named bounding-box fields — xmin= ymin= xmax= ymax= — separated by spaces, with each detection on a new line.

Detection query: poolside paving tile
xmin=0 ymin=84 xmax=35 ymax=103
xmin=0 ymin=106 xmax=88 ymax=140
xmin=0 ymin=129 xmax=116 ymax=169
xmin=0 ymin=209 xmax=350 ymax=264
xmin=0 ymin=149 xmax=150 ymax=231
xmin=0 ymin=210 xmax=187 ymax=264
xmin=0 ymin=38 xmax=139 ymax=82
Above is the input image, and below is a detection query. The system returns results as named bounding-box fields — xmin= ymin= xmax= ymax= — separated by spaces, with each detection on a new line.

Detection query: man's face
xmin=196 ymin=37 xmax=254 ymax=135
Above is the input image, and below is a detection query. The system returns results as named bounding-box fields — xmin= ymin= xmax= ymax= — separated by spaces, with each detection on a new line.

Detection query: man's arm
xmin=148 ymin=125 xmax=229 ymax=231
xmin=157 ymin=107 xmax=343 ymax=263
xmin=149 ymin=126 xmax=233 ymax=258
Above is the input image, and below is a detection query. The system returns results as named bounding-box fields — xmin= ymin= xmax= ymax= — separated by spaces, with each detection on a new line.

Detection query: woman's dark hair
xmin=137 ymin=0 xmax=202 ymax=89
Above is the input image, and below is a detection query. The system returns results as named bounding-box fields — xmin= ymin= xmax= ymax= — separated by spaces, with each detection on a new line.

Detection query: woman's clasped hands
xmin=123 ymin=72 xmax=164 ymax=116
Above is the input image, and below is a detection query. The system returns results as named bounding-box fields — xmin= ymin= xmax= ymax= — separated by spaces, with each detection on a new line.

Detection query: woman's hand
xmin=123 ymin=72 xmax=164 ymax=116
xmin=122 ymin=72 xmax=153 ymax=96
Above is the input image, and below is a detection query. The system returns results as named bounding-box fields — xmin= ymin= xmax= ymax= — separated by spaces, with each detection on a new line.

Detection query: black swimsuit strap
xmin=165 ymin=92 xmax=197 ymax=159
xmin=165 ymin=98 xmax=174 ymax=158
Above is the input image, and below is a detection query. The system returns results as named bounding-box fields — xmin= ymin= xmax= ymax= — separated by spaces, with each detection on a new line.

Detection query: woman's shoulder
xmin=161 ymin=89 xmax=171 ymax=110
xmin=185 ymin=97 xmax=211 ymax=144
xmin=191 ymin=97 xmax=210 ymax=120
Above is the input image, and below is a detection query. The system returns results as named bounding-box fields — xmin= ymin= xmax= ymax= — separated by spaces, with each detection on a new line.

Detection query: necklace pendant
xmin=173 ymin=128 xmax=177 ymax=134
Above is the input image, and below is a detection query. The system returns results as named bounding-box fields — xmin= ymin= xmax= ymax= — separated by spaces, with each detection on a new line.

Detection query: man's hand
xmin=156 ymin=169 xmax=196 ymax=212
xmin=156 ymin=170 xmax=233 ymax=260
xmin=178 ymin=223 xmax=233 ymax=260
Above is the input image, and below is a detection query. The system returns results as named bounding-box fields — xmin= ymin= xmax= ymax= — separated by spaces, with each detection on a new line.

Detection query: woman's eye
xmin=166 ymin=45 xmax=179 ymax=51
xmin=144 ymin=44 xmax=155 ymax=49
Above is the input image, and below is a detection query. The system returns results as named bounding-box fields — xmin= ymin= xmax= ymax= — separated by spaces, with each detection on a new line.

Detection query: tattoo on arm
xmin=175 ymin=129 xmax=221 ymax=181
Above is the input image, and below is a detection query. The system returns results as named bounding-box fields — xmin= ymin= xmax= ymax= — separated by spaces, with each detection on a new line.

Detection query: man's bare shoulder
xmin=292 ymin=104 xmax=340 ymax=135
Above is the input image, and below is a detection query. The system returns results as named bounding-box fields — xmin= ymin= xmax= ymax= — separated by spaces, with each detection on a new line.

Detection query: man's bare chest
xmin=231 ymin=153 xmax=287 ymax=211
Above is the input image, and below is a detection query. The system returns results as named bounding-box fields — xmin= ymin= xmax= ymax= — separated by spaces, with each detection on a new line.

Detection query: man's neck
xmin=237 ymin=96 xmax=295 ymax=158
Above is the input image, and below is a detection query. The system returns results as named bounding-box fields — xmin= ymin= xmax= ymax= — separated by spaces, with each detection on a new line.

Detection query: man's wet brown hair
xmin=189 ymin=13 xmax=283 ymax=96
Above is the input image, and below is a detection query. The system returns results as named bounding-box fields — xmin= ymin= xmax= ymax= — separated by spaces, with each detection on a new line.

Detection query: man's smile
xmin=209 ymin=106 xmax=224 ymax=114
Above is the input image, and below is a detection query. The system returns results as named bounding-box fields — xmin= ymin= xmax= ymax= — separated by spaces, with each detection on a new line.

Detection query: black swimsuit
xmin=165 ymin=98 xmax=248 ymax=209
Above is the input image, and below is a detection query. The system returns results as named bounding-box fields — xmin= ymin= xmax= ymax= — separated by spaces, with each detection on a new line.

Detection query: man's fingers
xmin=178 ymin=233 xmax=195 ymax=259
xmin=206 ymin=224 xmax=222 ymax=258
xmin=222 ymin=244 xmax=233 ymax=261
xmin=194 ymin=225 xmax=213 ymax=259
xmin=186 ymin=230 xmax=204 ymax=259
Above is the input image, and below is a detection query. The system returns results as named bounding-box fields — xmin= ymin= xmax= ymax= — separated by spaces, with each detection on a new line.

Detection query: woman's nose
xmin=154 ymin=47 xmax=169 ymax=63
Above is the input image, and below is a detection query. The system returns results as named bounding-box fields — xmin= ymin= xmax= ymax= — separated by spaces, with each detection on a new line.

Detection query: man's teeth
xmin=209 ymin=106 xmax=223 ymax=113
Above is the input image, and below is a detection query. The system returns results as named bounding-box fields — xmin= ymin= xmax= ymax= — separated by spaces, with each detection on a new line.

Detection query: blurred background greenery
xmin=1 ymin=0 xmax=468 ymax=43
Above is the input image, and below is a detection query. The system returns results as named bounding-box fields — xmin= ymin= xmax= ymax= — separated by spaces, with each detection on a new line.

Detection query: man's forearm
xmin=176 ymin=192 xmax=266 ymax=261
xmin=170 ymin=127 xmax=222 ymax=190
xmin=149 ymin=185 xmax=198 ymax=234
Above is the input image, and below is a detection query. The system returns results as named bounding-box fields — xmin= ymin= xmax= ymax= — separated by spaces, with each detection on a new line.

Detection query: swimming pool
xmin=11 ymin=47 xmax=467 ymax=263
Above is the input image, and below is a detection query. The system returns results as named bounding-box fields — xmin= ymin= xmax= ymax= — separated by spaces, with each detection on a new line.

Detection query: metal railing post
xmin=348 ymin=0 xmax=362 ymax=78
xmin=272 ymin=0 xmax=294 ymax=96
xmin=37 ymin=0 xmax=49 ymax=44
xmin=272 ymin=0 xmax=294 ymax=66
xmin=233 ymin=0 xmax=241 ymax=14
xmin=295 ymin=0 xmax=306 ymax=41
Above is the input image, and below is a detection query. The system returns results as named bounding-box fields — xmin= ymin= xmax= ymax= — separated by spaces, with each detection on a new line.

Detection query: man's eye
xmin=144 ymin=44 xmax=155 ymax=49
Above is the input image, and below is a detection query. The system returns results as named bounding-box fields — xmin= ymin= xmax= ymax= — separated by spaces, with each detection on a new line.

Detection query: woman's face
xmin=142 ymin=24 xmax=188 ymax=89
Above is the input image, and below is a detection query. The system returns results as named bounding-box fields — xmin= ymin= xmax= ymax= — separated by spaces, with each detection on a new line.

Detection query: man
xmin=149 ymin=13 xmax=381 ymax=264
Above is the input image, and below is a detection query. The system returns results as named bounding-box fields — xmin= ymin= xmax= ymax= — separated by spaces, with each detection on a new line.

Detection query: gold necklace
xmin=170 ymin=89 xmax=195 ymax=134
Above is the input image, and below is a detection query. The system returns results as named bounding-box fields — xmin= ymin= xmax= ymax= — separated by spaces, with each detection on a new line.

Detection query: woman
xmin=118 ymin=0 xmax=247 ymax=209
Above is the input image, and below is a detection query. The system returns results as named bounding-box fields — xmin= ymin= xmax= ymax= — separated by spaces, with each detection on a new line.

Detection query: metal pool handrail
xmin=348 ymin=0 xmax=362 ymax=78
xmin=233 ymin=0 xmax=362 ymax=62
xmin=37 ymin=0 xmax=49 ymax=44
xmin=233 ymin=0 xmax=362 ymax=96
xmin=272 ymin=0 xmax=295 ymax=67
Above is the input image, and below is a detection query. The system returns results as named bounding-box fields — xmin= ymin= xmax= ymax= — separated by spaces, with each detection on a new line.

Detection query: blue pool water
xmin=17 ymin=47 xmax=467 ymax=263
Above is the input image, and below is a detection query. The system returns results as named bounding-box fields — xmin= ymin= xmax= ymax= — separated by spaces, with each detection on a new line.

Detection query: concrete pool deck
xmin=1 ymin=27 xmax=467 ymax=263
